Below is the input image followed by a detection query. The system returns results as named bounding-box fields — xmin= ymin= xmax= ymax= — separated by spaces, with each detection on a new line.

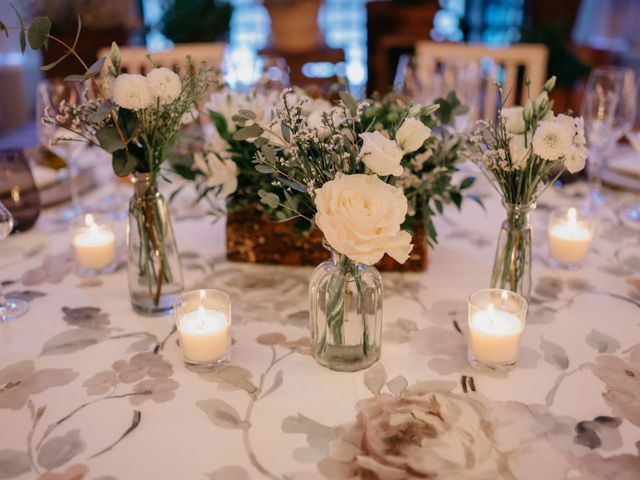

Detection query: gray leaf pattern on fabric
xmin=37 ymin=429 xmax=86 ymax=470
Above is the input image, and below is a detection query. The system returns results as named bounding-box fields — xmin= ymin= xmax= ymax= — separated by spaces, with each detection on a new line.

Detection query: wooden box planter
xmin=226 ymin=207 xmax=428 ymax=272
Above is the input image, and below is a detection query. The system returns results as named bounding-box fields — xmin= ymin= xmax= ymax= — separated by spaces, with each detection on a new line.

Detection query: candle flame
xmin=487 ymin=303 xmax=495 ymax=327
xmin=88 ymin=222 xmax=100 ymax=238
xmin=198 ymin=290 xmax=206 ymax=327
xmin=567 ymin=208 xmax=577 ymax=229
xmin=84 ymin=213 xmax=94 ymax=226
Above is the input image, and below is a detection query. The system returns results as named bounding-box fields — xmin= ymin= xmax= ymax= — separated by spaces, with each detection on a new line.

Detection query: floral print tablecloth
xmin=1 ymin=177 xmax=639 ymax=480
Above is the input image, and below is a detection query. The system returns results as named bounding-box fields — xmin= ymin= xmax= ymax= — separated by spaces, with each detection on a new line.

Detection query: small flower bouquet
xmin=1 ymin=9 xmax=214 ymax=314
xmin=179 ymin=89 xmax=475 ymax=271
xmin=472 ymin=76 xmax=587 ymax=297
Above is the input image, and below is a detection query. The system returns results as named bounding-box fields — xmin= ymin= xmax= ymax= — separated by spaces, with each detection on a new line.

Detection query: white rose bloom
xmin=359 ymin=131 xmax=404 ymax=176
xmin=314 ymin=173 xmax=413 ymax=265
xmin=307 ymin=109 xmax=331 ymax=139
xmin=501 ymin=106 xmax=526 ymax=134
xmin=193 ymin=152 xmax=238 ymax=198
xmin=146 ymin=67 xmax=182 ymax=105
xmin=109 ymin=73 xmax=153 ymax=110
xmin=508 ymin=135 xmax=530 ymax=170
xmin=532 ymin=121 xmax=573 ymax=161
xmin=395 ymin=117 xmax=432 ymax=153
xmin=563 ymin=144 xmax=588 ymax=173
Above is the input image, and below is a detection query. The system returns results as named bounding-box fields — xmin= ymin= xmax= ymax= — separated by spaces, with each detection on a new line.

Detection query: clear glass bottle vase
xmin=127 ymin=173 xmax=183 ymax=316
xmin=309 ymin=241 xmax=383 ymax=372
xmin=490 ymin=201 xmax=536 ymax=299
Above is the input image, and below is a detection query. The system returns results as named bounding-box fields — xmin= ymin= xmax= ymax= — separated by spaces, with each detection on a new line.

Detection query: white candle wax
xmin=468 ymin=305 xmax=523 ymax=364
xmin=72 ymin=221 xmax=116 ymax=270
xmin=548 ymin=208 xmax=593 ymax=265
xmin=178 ymin=308 xmax=230 ymax=363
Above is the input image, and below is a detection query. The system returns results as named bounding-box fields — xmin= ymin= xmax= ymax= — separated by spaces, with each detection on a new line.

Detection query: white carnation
xmin=146 ymin=67 xmax=182 ymax=105
xmin=501 ymin=106 xmax=526 ymax=134
xmin=563 ymin=144 xmax=588 ymax=173
xmin=359 ymin=131 xmax=404 ymax=177
xmin=531 ymin=121 xmax=573 ymax=161
xmin=109 ymin=73 xmax=153 ymax=110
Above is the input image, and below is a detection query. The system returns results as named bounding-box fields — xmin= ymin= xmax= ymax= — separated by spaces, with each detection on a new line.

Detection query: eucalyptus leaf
xmin=0 ymin=21 xmax=7 ymax=38
xmin=255 ymin=164 xmax=275 ymax=174
xmin=238 ymin=109 xmax=256 ymax=120
xmin=281 ymin=123 xmax=291 ymax=143
xmin=460 ymin=176 xmax=476 ymax=189
xmin=41 ymin=52 xmax=71 ymax=72
xmin=260 ymin=145 xmax=278 ymax=164
xmin=27 ymin=17 xmax=51 ymax=50
xmin=10 ymin=4 xmax=26 ymax=53
xmin=258 ymin=189 xmax=280 ymax=209
xmin=112 ymin=150 xmax=137 ymax=176
xmin=65 ymin=57 xmax=106 ymax=82
xmin=96 ymin=127 xmax=125 ymax=153
xmin=277 ymin=176 xmax=307 ymax=193
xmin=339 ymin=91 xmax=358 ymax=115
xmin=233 ymin=124 xmax=263 ymax=141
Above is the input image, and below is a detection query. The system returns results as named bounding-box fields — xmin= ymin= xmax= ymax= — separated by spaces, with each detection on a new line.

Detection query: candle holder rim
xmin=173 ymin=288 xmax=231 ymax=315
xmin=468 ymin=288 xmax=528 ymax=315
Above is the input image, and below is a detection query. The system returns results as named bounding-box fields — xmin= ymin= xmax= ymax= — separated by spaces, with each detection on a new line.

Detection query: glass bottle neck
xmin=502 ymin=201 xmax=536 ymax=230
xmin=131 ymin=173 xmax=157 ymax=198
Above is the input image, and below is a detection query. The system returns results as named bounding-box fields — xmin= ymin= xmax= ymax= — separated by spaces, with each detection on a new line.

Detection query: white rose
xmin=508 ymin=135 xmax=530 ymax=170
xmin=359 ymin=131 xmax=404 ymax=177
xmin=501 ymin=106 xmax=526 ymax=134
xmin=193 ymin=152 xmax=238 ymax=198
xmin=146 ymin=67 xmax=182 ymax=105
xmin=109 ymin=73 xmax=153 ymax=110
xmin=314 ymin=173 xmax=413 ymax=265
xmin=395 ymin=117 xmax=432 ymax=153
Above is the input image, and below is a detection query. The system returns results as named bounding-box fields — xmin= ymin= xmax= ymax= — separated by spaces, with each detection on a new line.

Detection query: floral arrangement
xmin=181 ymin=89 xmax=475 ymax=247
xmin=472 ymin=76 xmax=587 ymax=205
xmin=0 ymin=10 xmax=214 ymax=312
xmin=471 ymin=76 xmax=587 ymax=297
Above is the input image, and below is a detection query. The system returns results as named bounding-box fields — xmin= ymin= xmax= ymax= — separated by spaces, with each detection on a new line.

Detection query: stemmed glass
xmin=580 ymin=67 xmax=636 ymax=206
xmin=0 ymin=201 xmax=29 ymax=321
xmin=36 ymin=79 xmax=87 ymax=222
xmin=621 ymin=78 xmax=640 ymax=223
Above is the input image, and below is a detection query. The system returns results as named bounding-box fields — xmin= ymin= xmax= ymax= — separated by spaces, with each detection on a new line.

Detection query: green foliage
xmin=162 ymin=0 xmax=233 ymax=43
xmin=27 ymin=17 xmax=51 ymax=49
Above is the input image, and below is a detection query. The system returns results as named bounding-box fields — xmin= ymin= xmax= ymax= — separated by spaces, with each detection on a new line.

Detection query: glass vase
xmin=490 ymin=201 xmax=536 ymax=299
xmin=127 ymin=173 xmax=183 ymax=316
xmin=309 ymin=241 xmax=383 ymax=372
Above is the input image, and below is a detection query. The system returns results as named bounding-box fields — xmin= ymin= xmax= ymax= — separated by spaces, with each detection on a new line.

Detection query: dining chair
xmin=414 ymin=41 xmax=548 ymax=121
xmin=97 ymin=43 xmax=226 ymax=74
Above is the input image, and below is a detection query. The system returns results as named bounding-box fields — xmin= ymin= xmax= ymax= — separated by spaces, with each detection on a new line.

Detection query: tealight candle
xmin=548 ymin=207 xmax=595 ymax=268
xmin=70 ymin=214 xmax=116 ymax=275
xmin=467 ymin=289 xmax=528 ymax=374
xmin=174 ymin=289 xmax=231 ymax=371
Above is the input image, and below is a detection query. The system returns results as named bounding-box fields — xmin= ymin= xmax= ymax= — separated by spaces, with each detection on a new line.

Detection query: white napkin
xmin=608 ymin=150 xmax=640 ymax=179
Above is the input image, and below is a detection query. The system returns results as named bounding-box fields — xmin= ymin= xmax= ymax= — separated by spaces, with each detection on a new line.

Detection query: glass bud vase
xmin=127 ymin=173 xmax=183 ymax=316
xmin=309 ymin=241 xmax=383 ymax=372
xmin=490 ymin=201 xmax=536 ymax=299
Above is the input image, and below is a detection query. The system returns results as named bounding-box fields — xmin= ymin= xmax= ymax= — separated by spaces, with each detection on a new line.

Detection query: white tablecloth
xmin=0 ymin=176 xmax=639 ymax=480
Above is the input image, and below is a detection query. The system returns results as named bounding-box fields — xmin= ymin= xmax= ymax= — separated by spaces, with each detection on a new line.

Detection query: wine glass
xmin=36 ymin=79 xmax=87 ymax=222
xmin=580 ymin=67 xmax=636 ymax=206
xmin=621 ymin=78 xmax=640 ymax=223
xmin=393 ymin=54 xmax=440 ymax=105
xmin=0 ymin=201 xmax=29 ymax=321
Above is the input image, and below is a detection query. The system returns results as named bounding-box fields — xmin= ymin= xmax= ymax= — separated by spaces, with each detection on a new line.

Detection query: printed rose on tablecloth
xmin=318 ymin=373 xmax=640 ymax=480
xmin=590 ymin=345 xmax=640 ymax=427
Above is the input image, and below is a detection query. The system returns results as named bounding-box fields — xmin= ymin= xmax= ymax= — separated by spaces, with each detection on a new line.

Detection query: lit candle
xmin=467 ymin=289 xmax=528 ymax=373
xmin=175 ymin=289 xmax=231 ymax=369
xmin=71 ymin=214 xmax=116 ymax=271
xmin=548 ymin=207 xmax=595 ymax=266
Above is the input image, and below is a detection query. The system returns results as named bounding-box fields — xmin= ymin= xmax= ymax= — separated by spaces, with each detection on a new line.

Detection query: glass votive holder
xmin=467 ymin=288 xmax=528 ymax=375
xmin=69 ymin=213 xmax=117 ymax=276
xmin=548 ymin=206 xmax=595 ymax=269
xmin=174 ymin=289 xmax=231 ymax=372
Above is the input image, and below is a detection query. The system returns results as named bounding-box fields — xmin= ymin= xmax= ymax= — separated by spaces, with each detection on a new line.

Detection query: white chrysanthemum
xmin=109 ymin=73 xmax=153 ymax=110
xmin=204 ymin=90 xmax=245 ymax=133
xmin=563 ymin=144 xmax=588 ymax=173
xmin=501 ymin=106 xmax=526 ymax=134
xmin=532 ymin=121 xmax=573 ymax=161
xmin=146 ymin=67 xmax=182 ymax=105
